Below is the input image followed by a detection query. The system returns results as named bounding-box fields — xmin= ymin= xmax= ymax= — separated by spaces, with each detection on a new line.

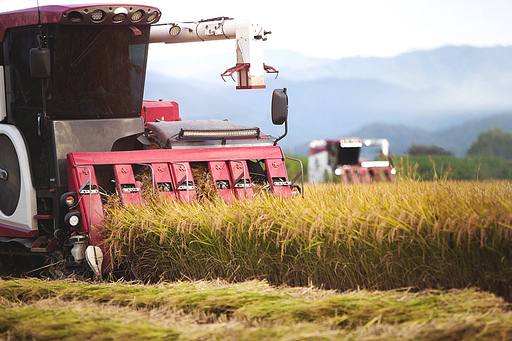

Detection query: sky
xmin=2 ymin=0 xmax=512 ymax=61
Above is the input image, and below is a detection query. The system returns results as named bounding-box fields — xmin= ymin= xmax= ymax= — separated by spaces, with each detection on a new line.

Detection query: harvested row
xmin=1 ymin=279 xmax=512 ymax=340
xmin=104 ymin=181 xmax=512 ymax=299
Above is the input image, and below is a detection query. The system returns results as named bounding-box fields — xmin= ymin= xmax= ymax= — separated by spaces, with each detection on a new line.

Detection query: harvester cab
xmin=0 ymin=4 xmax=299 ymax=277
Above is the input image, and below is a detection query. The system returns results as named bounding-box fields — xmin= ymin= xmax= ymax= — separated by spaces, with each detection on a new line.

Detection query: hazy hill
xmin=270 ymin=46 xmax=512 ymax=89
xmin=348 ymin=113 xmax=512 ymax=157
xmin=144 ymin=45 xmax=512 ymax=155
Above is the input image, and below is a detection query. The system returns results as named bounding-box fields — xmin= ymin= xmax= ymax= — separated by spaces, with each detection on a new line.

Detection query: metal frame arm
xmin=149 ymin=18 xmax=274 ymax=89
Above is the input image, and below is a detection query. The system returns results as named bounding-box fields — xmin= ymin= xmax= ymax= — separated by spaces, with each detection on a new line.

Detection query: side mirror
xmin=30 ymin=48 xmax=51 ymax=79
xmin=271 ymin=88 xmax=288 ymax=125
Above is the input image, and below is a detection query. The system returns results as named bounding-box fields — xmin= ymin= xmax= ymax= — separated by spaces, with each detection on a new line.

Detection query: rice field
xmin=2 ymin=180 xmax=512 ymax=340
xmin=104 ymin=180 xmax=512 ymax=300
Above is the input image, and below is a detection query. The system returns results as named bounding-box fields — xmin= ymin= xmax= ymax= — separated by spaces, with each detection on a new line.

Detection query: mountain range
xmin=144 ymin=45 xmax=512 ymax=156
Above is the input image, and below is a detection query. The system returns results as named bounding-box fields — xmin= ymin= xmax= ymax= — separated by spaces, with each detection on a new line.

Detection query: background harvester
xmin=308 ymin=138 xmax=394 ymax=183
xmin=0 ymin=4 xmax=302 ymax=278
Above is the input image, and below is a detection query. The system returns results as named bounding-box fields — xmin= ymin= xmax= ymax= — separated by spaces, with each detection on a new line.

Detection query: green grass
xmin=103 ymin=180 xmax=512 ymax=301
xmin=1 ymin=278 xmax=512 ymax=340
xmin=393 ymin=154 xmax=512 ymax=181
xmin=285 ymin=155 xmax=308 ymax=182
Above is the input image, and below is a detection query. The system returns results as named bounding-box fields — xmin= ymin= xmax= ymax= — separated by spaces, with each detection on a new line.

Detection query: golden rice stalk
xmin=103 ymin=180 xmax=512 ymax=300
xmin=190 ymin=163 xmax=220 ymax=202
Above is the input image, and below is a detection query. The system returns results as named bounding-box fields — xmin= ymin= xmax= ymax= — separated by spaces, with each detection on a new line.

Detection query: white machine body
xmin=0 ymin=124 xmax=38 ymax=233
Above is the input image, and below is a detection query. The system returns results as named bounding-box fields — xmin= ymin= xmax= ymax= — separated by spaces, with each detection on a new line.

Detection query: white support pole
xmin=149 ymin=18 xmax=237 ymax=44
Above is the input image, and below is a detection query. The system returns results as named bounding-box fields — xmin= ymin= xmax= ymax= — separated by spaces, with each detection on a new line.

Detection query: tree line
xmin=405 ymin=127 xmax=512 ymax=180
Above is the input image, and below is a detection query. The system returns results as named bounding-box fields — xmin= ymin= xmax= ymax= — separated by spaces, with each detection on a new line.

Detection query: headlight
xmin=67 ymin=11 xmax=83 ymax=23
xmin=112 ymin=7 xmax=128 ymax=23
xmin=169 ymin=25 xmax=181 ymax=36
xmin=65 ymin=212 xmax=82 ymax=228
xmin=146 ymin=11 xmax=159 ymax=23
xmin=179 ymin=128 xmax=260 ymax=140
xmin=131 ymin=9 xmax=145 ymax=22
xmin=90 ymin=9 xmax=105 ymax=22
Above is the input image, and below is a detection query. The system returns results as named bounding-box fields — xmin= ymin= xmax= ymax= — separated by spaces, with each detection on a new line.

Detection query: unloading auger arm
xmin=149 ymin=17 xmax=277 ymax=89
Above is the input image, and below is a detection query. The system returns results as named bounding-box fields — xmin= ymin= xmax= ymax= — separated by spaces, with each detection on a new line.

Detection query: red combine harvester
xmin=308 ymin=138 xmax=395 ymax=184
xmin=0 ymin=4 xmax=301 ymax=277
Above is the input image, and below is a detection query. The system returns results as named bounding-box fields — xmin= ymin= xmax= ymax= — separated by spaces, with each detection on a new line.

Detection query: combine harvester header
xmin=0 ymin=4 xmax=302 ymax=278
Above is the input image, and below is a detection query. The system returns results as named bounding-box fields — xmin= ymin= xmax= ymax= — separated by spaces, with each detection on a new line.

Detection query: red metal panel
xmin=31 ymin=236 xmax=59 ymax=253
xmin=68 ymin=163 xmax=105 ymax=233
xmin=359 ymin=167 xmax=372 ymax=183
xmin=228 ymin=160 xmax=254 ymax=200
xmin=69 ymin=162 xmax=113 ymax=272
xmin=142 ymin=101 xmax=180 ymax=123
xmin=152 ymin=162 xmax=177 ymax=201
xmin=66 ymin=160 xmax=113 ymax=271
xmin=0 ymin=223 xmax=38 ymax=237
xmin=340 ymin=168 xmax=349 ymax=184
xmin=113 ymin=164 xmax=143 ymax=206
xmin=208 ymin=161 xmax=235 ymax=202
xmin=370 ymin=168 xmax=390 ymax=182
xmin=68 ymin=146 xmax=286 ymax=166
xmin=386 ymin=168 xmax=395 ymax=182
xmin=347 ymin=166 xmax=360 ymax=183
xmin=169 ymin=162 xmax=197 ymax=201
xmin=309 ymin=145 xmax=327 ymax=156
xmin=33 ymin=214 xmax=54 ymax=220
xmin=0 ymin=7 xmax=63 ymax=41
xmin=68 ymin=146 xmax=288 ymax=201
xmin=265 ymin=158 xmax=292 ymax=196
